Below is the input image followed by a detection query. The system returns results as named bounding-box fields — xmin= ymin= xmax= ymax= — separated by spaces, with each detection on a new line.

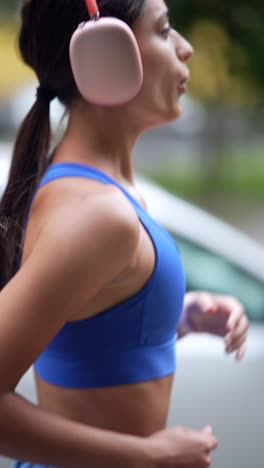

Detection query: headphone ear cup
xmin=70 ymin=18 xmax=143 ymax=106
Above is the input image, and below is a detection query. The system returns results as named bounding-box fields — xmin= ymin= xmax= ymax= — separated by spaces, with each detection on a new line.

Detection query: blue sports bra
xmin=27 ymin=162 xmax=186 ymax=388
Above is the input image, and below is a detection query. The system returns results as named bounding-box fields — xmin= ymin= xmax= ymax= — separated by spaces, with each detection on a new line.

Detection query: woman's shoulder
xmin=47 ymin=182 xmax=140 ymax=246
xmin=24 ymin=179 xmax=140 ymax=273
xmin=31 ymin=172 xmax=138 ymax=223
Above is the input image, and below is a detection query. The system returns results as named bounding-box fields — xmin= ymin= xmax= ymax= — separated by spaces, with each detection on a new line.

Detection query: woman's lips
xmin=178 ymin=83 xmax=187 ymax=95
xmin=178 ymin=73 xmax=190 ymax=95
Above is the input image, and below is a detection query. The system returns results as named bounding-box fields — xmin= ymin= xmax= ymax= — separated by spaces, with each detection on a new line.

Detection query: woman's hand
xmin=146 ymin=424 xmax=218 ymax=467
xmin=178 ymin=291 xmax=249 ymax=361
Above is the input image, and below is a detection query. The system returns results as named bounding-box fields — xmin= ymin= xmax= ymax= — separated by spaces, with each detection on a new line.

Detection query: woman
xmin=0 ymin=0 xmax=248 ymax=467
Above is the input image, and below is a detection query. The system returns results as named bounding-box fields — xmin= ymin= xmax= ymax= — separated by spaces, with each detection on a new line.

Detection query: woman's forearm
xmin=177 ymin=311 xmax=191 ymax=340
xmin=177 ymin=325 xmax=188 ymax=340
xmin=177 ymin=293 xmax=195 ymax=340
xmin=0 ymin=392 xmax=151 ymax=468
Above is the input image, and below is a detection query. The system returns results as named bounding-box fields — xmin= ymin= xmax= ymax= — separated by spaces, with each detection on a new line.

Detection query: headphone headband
xmin=85 ymin=0 xmax=100 ymax=18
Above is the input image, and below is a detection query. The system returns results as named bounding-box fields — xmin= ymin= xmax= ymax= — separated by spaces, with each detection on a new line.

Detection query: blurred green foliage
xmin=0 ymin=0 xmax=18 ymax=14
xmin=167 ymin=1 xmax=264 ymax=105
xmin=147 ymin=150 xmax=264 ymax=198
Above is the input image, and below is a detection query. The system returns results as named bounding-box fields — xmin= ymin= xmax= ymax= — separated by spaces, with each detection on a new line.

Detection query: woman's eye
xmin=161 ymin=25 xmax=172 ymax=37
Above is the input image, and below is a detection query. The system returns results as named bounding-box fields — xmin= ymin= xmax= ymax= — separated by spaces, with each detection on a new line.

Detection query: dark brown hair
xmin=0 ymin=0 xmax=146 ymax=289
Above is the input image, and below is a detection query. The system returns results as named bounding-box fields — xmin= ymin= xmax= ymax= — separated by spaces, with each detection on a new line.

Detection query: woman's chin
xmin=165 ymin=102 xmax=183 ymax=122
xmin=143 ymin=101 xmax=183 ymax=130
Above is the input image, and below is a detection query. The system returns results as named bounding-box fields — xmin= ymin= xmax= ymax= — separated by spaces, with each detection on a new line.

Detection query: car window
xmin=169 ymin=233 xmax=264 ymax=323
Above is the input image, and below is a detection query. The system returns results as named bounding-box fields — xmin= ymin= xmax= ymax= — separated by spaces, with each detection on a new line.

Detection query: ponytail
xmin=0 ymin=98 xmax=51 ymax=288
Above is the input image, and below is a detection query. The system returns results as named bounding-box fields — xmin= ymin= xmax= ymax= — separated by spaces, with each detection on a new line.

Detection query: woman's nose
xmin=177 ymin=37 xmax=194 ymax=62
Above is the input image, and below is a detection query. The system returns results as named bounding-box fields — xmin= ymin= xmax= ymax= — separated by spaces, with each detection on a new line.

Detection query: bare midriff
xmin=35 ymin=371 xmax=175 ymax=436
xmin=23 ymin=174 xmax=176 ymax=437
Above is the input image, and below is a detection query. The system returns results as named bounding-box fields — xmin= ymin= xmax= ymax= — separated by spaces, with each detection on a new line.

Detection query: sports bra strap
xmin=39 ymin=162 xmax=145 ymax=212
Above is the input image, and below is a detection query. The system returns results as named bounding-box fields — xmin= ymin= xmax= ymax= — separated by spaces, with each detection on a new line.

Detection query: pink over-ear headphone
xmin=69 ymin=0 xmax=143 ymax=106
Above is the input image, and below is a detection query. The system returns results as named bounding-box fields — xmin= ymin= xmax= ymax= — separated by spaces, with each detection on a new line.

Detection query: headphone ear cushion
xmin=70 ymin=18 xmax=143 ymax=106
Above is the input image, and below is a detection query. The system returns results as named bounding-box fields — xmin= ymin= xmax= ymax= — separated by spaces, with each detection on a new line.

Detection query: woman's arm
xmin=177 ymin=291 xmax=248 ymax=360
xmin=0 ymin=188 xmax=148 ymax=467
xmin=177 ymin=294 xmax=191 ymax=340
xmin=0 ymin=392 xmax=149 ymax=468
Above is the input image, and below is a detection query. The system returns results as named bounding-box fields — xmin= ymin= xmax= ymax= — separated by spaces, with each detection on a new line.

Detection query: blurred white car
xmin=0 ymin=144 xmax=263 ymax=468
